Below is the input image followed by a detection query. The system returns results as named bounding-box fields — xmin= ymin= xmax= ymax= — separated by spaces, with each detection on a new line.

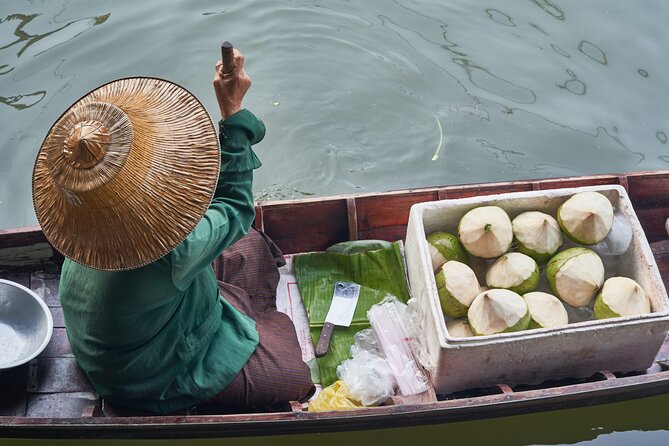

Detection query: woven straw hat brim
xmin=32 ymin=77 xmax=221 ymax=271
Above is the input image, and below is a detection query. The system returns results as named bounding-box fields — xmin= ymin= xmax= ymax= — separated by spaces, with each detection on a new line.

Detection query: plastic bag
xmin=326 ymin=239 xmax=393 ymax=255
xmin=368 ymin=296 xmax=430 ymax=396
xmin=406 ymin=298 xmax=436 ymax=373
xmin=308 ymin=380 xmax=362 ymax=412
xmin=337 ymin=330 xmax=397 ymax=406
xmin=350 ymin=327 xmax=382 ymax=357
xmin=591 ymin=210 xmax=633 ymax=257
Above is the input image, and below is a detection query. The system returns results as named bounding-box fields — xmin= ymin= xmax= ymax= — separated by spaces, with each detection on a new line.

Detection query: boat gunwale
xmin=4 ymin=169 xmax=669 ymax=248
xmin=2 ymin=368 xmax=669 ymax=438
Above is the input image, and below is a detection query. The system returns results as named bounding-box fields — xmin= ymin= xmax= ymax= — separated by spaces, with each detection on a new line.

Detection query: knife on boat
xmin=315 ymin=281 xmax=361 ymax=358
xmin=221 ymin=41 xmax=235 ymax=74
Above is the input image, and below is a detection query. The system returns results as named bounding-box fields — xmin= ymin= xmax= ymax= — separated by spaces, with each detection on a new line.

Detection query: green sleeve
xmin=217 ymin=109 xmax=264 ymax=175
xmin=170 ymin=109 xmax=265 ymax=290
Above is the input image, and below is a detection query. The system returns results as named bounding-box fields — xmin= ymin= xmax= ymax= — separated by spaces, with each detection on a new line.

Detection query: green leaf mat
xmin=294 ymin=242 xmax=410 ymax=387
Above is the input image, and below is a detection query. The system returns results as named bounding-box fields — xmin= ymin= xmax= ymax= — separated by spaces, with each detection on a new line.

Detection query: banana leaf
xmin=294 ymin=242 xmax=410 ymax=387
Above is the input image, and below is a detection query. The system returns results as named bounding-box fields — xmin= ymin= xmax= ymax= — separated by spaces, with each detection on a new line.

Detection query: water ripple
xmin=578 ymin=40 xmax=607 ymax=65
xmin=201 ymin=10 xmax=227 ymax=16
xmin=480 ymin=96 xmax=646 ymax=166
xmin=558 ymin=69 xmax=586 ymax=95
xmin=0 ymin=90 xmax=46 ymax=110
xmin=0 ymin=13 xmax=39 ymax=53
xmin=486 ymin=9 xmax=515 ymax=27
xmin=453 ymin=57 xmax=536 ymax=104
xmin=596 ymin=126 xmax=645 ymax=163
xmin=0 ymin=12 xmax=110 ymax=58
xmin=550 ymin=44 xmax=570 ymax=58
xmin=378 ymin=13 xmax=536 ymax=105
xmin=477 ymin=138 xmax=527 ymax=171
xmin=0 ymin=0 xmax=666 ymax=231
xmin=452 ymin=103 xmax=490 ymax=122
xmin=530 ymin=0 xmax=565 ymax=21
xmin=528 ymin=22 xmax=550 ymax=36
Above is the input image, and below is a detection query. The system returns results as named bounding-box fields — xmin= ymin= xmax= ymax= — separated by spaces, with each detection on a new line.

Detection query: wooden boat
xmin=2 ymin=170 xmax=669 ymax=439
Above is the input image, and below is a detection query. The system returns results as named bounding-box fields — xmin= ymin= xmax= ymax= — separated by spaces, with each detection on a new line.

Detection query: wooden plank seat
xmin=0 ymin=268 xmax=100 ymax=418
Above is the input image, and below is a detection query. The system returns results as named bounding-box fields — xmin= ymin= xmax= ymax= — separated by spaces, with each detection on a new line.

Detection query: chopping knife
xmin=315 ymin=281 xmax=361 ymax=358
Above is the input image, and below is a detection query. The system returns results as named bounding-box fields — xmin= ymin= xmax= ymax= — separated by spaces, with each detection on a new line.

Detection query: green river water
xmin=1 ymin=0 xmax=669 ymax=444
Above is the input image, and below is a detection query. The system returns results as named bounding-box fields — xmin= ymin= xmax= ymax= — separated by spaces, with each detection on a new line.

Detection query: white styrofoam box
xmin=405 ymin=185 xmax=669 ymax=394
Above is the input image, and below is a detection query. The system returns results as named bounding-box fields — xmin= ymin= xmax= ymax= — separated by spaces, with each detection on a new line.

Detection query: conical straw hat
xmin=32 ymin=77 xmax=221 ymax=271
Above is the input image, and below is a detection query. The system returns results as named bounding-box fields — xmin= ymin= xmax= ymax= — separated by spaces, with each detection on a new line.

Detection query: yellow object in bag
xmin=308 ymin=380 xmax=363 ymax=412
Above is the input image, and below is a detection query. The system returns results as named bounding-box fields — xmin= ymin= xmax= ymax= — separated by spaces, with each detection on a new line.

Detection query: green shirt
xmin=60 ymin=109 xmax=265 ymax=414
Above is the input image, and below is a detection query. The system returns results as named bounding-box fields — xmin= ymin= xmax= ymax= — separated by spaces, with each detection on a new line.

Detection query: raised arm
xmin=171 ymin=50 xmax=265 ymax=289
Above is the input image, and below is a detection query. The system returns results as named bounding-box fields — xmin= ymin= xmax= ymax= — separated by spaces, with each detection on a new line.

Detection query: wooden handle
xmin=221 ymin=41 xmax=235 ymax=74
xmin=315 ymin=322 xmax=335 ymax=358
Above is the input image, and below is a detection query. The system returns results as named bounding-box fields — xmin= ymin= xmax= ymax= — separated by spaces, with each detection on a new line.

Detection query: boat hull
xmin=2 ymin=170 xmax=669 ymax=439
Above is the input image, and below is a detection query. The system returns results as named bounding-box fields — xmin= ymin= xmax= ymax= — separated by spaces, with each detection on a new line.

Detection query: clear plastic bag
xmin=337 ymin=331 xmax=397 ymax=406
xmin=406 ymin=297 xmax=436 ymax=374
xmin=350 ymin=327 xmax=382 ymax=357
xmin=326 ymin=239 xmax=393 ymax=255
xmin=334 ymin=297 xmax=432 ymax=406
xmin=368 ymin=296 xmax=430 ymax=396
xmin=591 ymin=210 xmax=633 ymax=257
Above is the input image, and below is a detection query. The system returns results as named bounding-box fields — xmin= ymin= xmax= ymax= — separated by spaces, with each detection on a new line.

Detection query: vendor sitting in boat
xmin=31 ymin=49 xmax=316 ymax=413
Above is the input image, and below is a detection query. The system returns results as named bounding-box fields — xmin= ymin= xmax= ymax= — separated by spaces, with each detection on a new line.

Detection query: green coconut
xmin=467 ymin=289 xmax=531 ymax=336
xmin=546 ymin=247 xmax=605 ymax=307
xmin=485 ymin=252 xmax=540 ymax=295
xmin=436 ymin=260 xmax=481 ymax=318
xmin=523 ymin=291 xmax=569 ymax=329
xmin=512 ymin=211 xmax=563 ymax=264
xmin=594 ymin=277 xmax=651 ymax=320
xmin=445 ymin=319 xmax=475 ymax=338
xmin=458 ymin=206 xmax=513 ymax=259
xmin=557 ymin=191 xmax=614 ymax=245
xmin=426 ymin=231 xmax=469 ymax=272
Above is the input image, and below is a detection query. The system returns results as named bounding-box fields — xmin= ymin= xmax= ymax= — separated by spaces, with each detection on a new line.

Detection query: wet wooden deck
xmin=0 ymin=266 xmax=103 ymax=418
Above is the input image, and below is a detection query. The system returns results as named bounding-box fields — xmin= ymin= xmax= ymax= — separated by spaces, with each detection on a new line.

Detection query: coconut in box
xmin=404 ymin=185 xmax=669 ymax=395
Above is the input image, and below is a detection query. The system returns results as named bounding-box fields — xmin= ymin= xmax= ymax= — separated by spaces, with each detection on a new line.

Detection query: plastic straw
xmin=368 ymin=298 xmax=429 ymax=396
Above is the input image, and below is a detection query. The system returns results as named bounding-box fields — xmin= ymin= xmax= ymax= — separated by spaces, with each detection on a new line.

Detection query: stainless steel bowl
xmin=0 ymin=279 xmax=53 ymax=370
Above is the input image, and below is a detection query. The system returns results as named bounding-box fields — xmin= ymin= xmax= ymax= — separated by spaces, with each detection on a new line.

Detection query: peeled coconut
xmin=546 ymin=248 xmax=605 ymax=308
xmin=426 ymin=231 xmax=469 ymax=272
xmin=467 ymin=288 xmax=531 ymax=336
xmin=523 ymin=291 xmax=569 ymax=329
xmin=512 ymin=211 xmax=563 ymax=264
xmin=557 ymin=191 xmax=614 ymax=245
xmin=446 ymin=319 xmax=475 ymax=338
xmin=436 ymin=260 xmax=481 ymax=318
xmin=594 ymin=277 xmax=651 ymax=319
xmin=486 ymin=252 xmax=540 ymax=294
xmin=458 ymin=206 xmax=513 ymax=258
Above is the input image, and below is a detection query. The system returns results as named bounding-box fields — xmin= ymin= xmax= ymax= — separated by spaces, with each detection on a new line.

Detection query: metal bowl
xmin=0 ymin=279 xmax=53 ymax=370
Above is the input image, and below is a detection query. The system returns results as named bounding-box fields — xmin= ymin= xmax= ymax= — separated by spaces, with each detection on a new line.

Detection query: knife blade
xmin=315 ymin=281 xmax=361 ymax=358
